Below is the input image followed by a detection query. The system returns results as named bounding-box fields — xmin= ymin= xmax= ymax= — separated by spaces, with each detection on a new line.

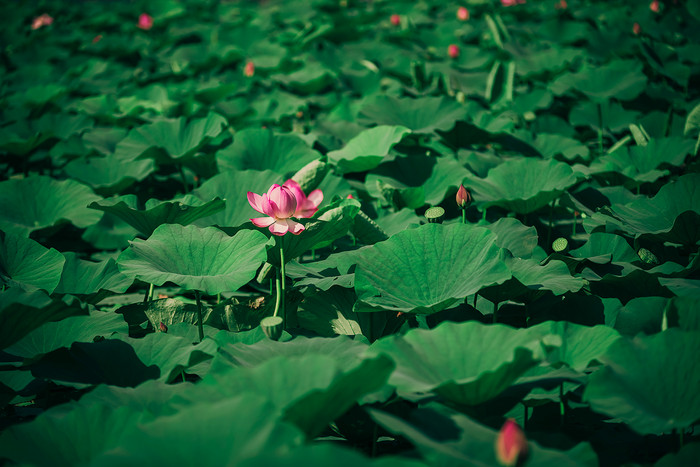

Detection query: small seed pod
xmin=637 ymin=248 xmax=659 ymax=265
xmin=425 ymin=206 xmax=445 ymax=224
xmin=261 ymin=316 xmax=284 ymax=341
xmin=552 ymin=237 xmax=568 ymax=253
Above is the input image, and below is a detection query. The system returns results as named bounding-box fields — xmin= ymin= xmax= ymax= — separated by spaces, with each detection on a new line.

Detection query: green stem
xmin=273 ymin=271 xmax=282 ymax=318
xmin=280 ymin=245 xmax=286 ymax=327
xmin=143 ymin=283 xmax=154 ymax=304
xmin=559 ymin=383 xmax=566 ymax=427
xmin=473 ymin=293 xmax=478 ymax=309
xmin=481 ymin=207 xmax=487 ymax=223
xmin=181 ymin=370 xmax=186 ymax=383
xmin=194 ymin=290 xmax=204 ymax=343
xmin=216 ymin=293 xmax=221 ymax=305
xmin=493 ymin=301 xmax=499 ymax=324
xmin=572 ymin=211 xmax=577 ymax=237
xmin=461 ymin=209 xmax=466 ymax=224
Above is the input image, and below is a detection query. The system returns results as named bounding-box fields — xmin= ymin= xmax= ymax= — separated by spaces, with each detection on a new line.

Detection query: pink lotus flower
xmin=457 ymin=7 xmax=470 ymax=20
xmin=248 ymin=184 xmax=305 ymax=236
xmin=31 ymin=13 xmax=53 ymax=30
xmin=448 ymin=44 xmax=460 ymax=59
xmin=501 ymin=0 xmax=526 ymax=6
xmin=555 ymin=0 xmax=568 ymax=9
xmin=283 ymin=179 xmax=323 ymax=218
xmin=390 ymin=14 xmax=401 ymax=26
xmin=243 ymin=60 xmax=255 ymax=77
xmin=633 ymin=22 xmax=641 ymax=34
xmin=495 ymin=419 xmax=528 ymax=466
xmin=137 ymin=13 xmax=153 ymax=30
xmin=650 ymin=0 xmax=660 ymax=12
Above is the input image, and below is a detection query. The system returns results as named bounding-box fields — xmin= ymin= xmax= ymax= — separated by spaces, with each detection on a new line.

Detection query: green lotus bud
xmin=637 ymin=248 xmax=659 ymax=265
xmin=425 ymin=206 xmax=445 ymax=224
xmin=291 ymin=159 xmax=329 ymax=194
xmin=261 ymin=316 xmax=284 ymax=341
xmin=552 ymin=237 xmax=568 ymax=253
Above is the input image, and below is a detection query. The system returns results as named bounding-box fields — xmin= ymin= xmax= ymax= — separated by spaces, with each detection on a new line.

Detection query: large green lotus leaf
xmin=190 ymin=352 xmax=393 ymax=438
xmin=359 ymin=95 xmax=467 ymax=134
xmin=113 ymin=112 xmax=227 ymax=161
xmin=87 ymin=395 xmax=303 ymax=466
xmin=659 ymin=278 xmax=700 ymax=299
xmin=549 ymin=60 xmax=647 ymax=101
xmin=88 ymin=194 xmax=225 ymax=237
xmin=484 ymin=218 xmax=538 ymax=259
xmin=0 ymin=176 xmax=102 ymax=237
xmin=273 ymin=62 xmax=335 ymax=94
xmin=368 ymin=321 xmax=546 ymax=406
xmin=297 ymin=286 xmax=361 ymax=336
xmin=530 ymin=133 xmax=590 ymax=161
xmin=465 ymin=158 xmax=579 ymax=214
xmin=665 ymin=297 xmax=700 ymax=332
xmin=327 ymin=125 xmax=411 ymax=173
xmin=193 ymin=169 xmax=283 ymax=229
xmin=29 ymin=339 xmax=160 ymax=388
xmin=589 ymin=173 xmax=700 ymax=245
xmin=584 ymin=329 xmax=700 ymax=434
xmin=0 ymin=289 xmax=86 ymax=350
xmin=216 ymin=335 xmax=369 ymax=370
xmin=569 ymin=232 xmax=639 ymax=265
xmin=54 ymin=253 xmax=132 ymax=297
xmin=569 ymin=100 xmax=640 ymax=132
xmin=268 ymin=198 xmax=360 ymax=265
xmin=612 ymin=296 xmax=668 ymax=336
xmin=91 ymin=395 xmax=302 ymax=466
xmin=117 ymin=224 xmax=268 ymax=295
xmin=0 ymin=403 xmax=153 ymax=467
xmin=508 ymin=257 xmax=585 ymax=296
xmin=529 ymin=321 xmax=621 ymax=371
xmin=369 ymin=403 xmax=597 ymax=467
xmin=216 ymin=128 xmax=321 ymax=174
xmin=64 ymin=155 xmax=155 ymax=196
xmin=115 ymin=84 xmax=179 ymax=117
xmin=0 ymin=113 xmax=92 ymax=156
xmin=5 ymin=311 xmax=126 ymax=359
xmin=354 ymin=224 xmax=511 ymax=314
xmin=0 ymin=232 xmax=65 ymax=294
xmin=589 ymin=137 xmax=695 ymax=185
xmin=516 ymin=47 xmax=584 ymax=78
xmin=655 ymin=442 xmax=700 ymax=467
xmin=117 ymin=298 xmax=216 ymax=332
xmin=113 ymin=333 xmax=218 ymax=382
xmin=238 ymin=444 xmax=427 ymax=467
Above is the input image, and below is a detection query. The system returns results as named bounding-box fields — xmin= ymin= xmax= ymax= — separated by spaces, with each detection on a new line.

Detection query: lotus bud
xmin=159 ymin=322 xmax=168 ymax=333
xmin=448 ymin=44 xmax=460 ymax=59
xmin=457 ymin=7 xmax=469 ymax=20
xmin=425 ymin=206 xmax=445 ymax=224
xmin=244 ymin=60 xmax=255 ymax=77
xmin=137 ymin=13 xmax=153 ymax=30
xmin=261 ymin=316 xmax=284 ymax=341
xmin=390 ymin=14 xmax=401 ymax=26
xmin=552 ymin=237 xmax=568 ymax=253
xmin=456 ymin=184 xmax=472 ymax=209
xmin=495 ymin=419 xmax=528 ymax=466
xmin=650 ymin=0 xmax=660 ymax=13
xmin=633 ymin=22 xmax=641 ymax=35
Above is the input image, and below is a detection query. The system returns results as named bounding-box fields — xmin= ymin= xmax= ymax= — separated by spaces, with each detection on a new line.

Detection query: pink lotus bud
xmin=31 ymin=13 xmax=53 ymax=30
xmin=456 ymin=184 xmax=471 ymax=209
xmin=448 ymin=44 xmax=460 ymax=59
xmin=137 ymin=13 xmax=153 ymax=30
xmin=244 ymin=60 xmax=255 ymax=77
xmin=457 ymin=7 xmax=469 ymax=20
xmin=555 ymin=0 xmax=568 ymax=9
xmin=650 ymin=0 xmax=660 ymax=12
xmin=501 ymin=0 xmax=526 ymax=6
xmin=633 ymin=22 xmax=641 ymax=34
xmin=390 ymin=14 xmax=401 ymax=26
xmin=92 ymin=34 xmax=103 ymax=44
xmin=159 ymin=322 xmax=168 ymax=333
xmin=495 ymin=419 xmax=528 ymax=466
xmin=346 ymin=194 xmax=355 ymax=199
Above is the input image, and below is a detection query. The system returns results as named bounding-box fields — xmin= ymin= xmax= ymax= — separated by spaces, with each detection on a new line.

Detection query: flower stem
xmin=280 ymin=245 xmax=286 ymax=327
xmin=461 ymin=209 xmax=466 ymax=224
xmin=194 ymin=290 xmax=204 ymax=343
xmin=143 ymin=283 xmax=154 ymax=304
